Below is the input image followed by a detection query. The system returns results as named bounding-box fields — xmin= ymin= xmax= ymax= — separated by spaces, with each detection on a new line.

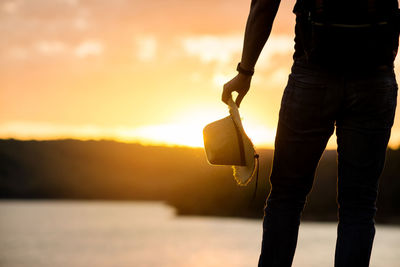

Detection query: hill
xmin=0 ymin=139 xmax=399 ymax=223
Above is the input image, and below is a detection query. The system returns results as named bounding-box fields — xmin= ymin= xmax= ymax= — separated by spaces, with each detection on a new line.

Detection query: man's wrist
xmin=236 ymin=62 xmax=254 ymax=76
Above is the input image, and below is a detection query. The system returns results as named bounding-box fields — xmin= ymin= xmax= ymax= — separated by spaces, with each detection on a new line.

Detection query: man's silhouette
xmin=222 ymin=0 xmax=399 ymax=266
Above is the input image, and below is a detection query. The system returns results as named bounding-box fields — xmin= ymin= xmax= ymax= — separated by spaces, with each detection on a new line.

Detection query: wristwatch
xmin=236 ymin=62 xmax=254 ymax=76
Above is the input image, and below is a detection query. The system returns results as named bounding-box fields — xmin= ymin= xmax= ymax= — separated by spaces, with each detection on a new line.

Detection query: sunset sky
xmin=1 ymin=0 xmax=400 ymax=149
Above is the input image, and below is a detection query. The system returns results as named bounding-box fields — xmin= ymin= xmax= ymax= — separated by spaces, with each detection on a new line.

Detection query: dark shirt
xmin=292 ymin=0 xmax=399 ymax=69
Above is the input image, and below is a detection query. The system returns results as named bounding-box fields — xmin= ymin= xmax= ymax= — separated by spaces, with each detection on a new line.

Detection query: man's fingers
xmin=221 ymin=83 xmax=232 ymax=104
xmin=235 ymin=93 xmax=245 ymax=108
xmin=222 ymin=75 xmax=250 ymax=107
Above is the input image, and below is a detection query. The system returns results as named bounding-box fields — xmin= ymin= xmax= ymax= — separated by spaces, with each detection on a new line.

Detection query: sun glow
xmin=2 ymin=0 xmax=400 ymax=150
xmin=114 ymin=107 xmax=278 ymax=148
xmin=120 ymin=119 xmax=276 ymax=148
xmin=0 ymin=110 xmax=277 ymax=148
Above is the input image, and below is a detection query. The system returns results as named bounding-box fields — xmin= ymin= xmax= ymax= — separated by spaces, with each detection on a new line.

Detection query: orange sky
xmin=1 ymin=0 xmax=400 ymax=149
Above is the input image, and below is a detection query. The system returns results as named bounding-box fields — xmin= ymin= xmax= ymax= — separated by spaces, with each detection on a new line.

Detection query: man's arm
xmin=222 ymin=0 xmax=281 ymax=107
xmin=240 ymin=0 xmax=281 ymax=70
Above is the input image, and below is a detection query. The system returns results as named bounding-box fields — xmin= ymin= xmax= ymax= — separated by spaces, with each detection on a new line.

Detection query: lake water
xmin=0 ymin=201 xmax=399 ymax=267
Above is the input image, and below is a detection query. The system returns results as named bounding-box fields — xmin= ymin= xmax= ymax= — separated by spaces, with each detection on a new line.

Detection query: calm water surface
xmin=0 ymin=201 xmax=399 ymax=267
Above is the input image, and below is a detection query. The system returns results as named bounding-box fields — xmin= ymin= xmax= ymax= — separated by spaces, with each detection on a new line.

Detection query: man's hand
xmin=222 ymin=73 xmax=252 ymax=108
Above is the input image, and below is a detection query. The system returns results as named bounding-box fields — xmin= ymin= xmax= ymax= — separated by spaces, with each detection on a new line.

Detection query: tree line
xmin=0 ymin=139 xmax=399 ymax=223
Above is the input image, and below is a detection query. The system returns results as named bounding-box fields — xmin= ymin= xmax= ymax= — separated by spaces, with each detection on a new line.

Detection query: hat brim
xmin=232 ymin=135 xmax=258 ymax=186
xmin=228 ymin=99 xmax=258 ymax=186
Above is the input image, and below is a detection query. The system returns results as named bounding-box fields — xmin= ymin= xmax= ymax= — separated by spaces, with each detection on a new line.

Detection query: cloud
xmin=5 ymin=39 xmax=104 ymax=60
xmin=34 ymin=40 xmax=67 ymax=55
xmin=63 ymin=0 xmax=79 ymax=6
xmin=6 ymin=46 xmax=28 ymax=60
xmin=213 ymin=73 xmax=232 ymax=87
xmin=269 ymin=68 xmax=289 ymax=86
xmin=181 ymin=34 xmax=294 ymax=70
xmin=135 ymin=35 xmax=157 ymax=62
xmin=181 ymin=35 xmax=243 ymax=64
xmin=73 ymin=17 xmax=89 ymax=31
xmin=256 ymin=35 xmax=294 ymax=70
xmin=2 ymin=0 xmax=20 ymax=14
xmin=74 ymin=40 xmax=104 ymax=58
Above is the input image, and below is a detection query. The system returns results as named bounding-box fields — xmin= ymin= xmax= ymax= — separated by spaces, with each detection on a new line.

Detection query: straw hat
xmin=203 ymin=98 xmax=259 ymax=186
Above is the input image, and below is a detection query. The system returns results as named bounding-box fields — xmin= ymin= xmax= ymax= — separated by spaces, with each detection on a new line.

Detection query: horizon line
xmin=2 ymin=137 xmax=399 ymax=151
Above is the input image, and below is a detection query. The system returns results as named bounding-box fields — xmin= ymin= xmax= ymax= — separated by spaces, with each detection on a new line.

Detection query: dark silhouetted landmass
xmin=0 ymin=139 xmax=399 ymax=223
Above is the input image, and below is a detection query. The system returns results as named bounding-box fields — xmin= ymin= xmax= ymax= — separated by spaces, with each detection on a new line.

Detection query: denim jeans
xmin=258 ymin=59 xmax=398 ymax=267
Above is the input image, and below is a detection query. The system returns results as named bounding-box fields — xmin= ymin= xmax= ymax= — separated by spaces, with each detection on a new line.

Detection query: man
xmin=222 ymin=0 xmax=399 ymax=266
